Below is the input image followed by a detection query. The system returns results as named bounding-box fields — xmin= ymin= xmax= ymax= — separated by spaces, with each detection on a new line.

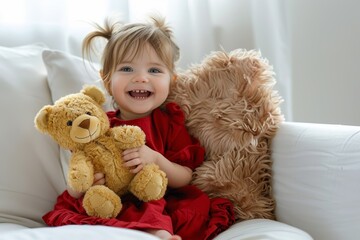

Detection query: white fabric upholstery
xmin=214 ymin=219 xmax=312 ymax=240
xmin=272 ymin=122 xmax=360 ymax=240
xmin=2 ymin=44 xmax=359 ymax=239
xmin=42 ymin=49 xmax=110 ymax=107
xmin=0 ymin=44 xmax=66 ymax=228
xmin=0 ymin=224 xmax=159 ymax=240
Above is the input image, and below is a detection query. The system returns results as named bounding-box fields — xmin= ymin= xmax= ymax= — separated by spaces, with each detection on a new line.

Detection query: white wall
xmin=288 ymin=0 xmax=360 ymax=126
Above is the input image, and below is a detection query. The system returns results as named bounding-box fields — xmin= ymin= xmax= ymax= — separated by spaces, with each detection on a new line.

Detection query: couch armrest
xmin=272 ymin=122 xmax=360 ymax=240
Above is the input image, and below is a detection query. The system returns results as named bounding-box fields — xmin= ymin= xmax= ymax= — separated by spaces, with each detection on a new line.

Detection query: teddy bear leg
xmin=82 ymin=185 xmax=122 ymax=218
xmin=129 ymin=163 xmax=168 ymax=202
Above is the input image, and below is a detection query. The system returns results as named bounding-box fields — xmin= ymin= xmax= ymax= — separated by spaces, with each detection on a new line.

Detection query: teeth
xmin=129 ymin=90 xmax=151 ymax=100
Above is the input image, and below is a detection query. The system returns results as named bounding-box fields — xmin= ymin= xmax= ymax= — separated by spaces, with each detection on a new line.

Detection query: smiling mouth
xmin=128 ymin=90 xmax=152 ymax=99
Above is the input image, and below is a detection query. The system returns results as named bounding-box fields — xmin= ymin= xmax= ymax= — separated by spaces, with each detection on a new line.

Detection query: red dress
xmin=43 ymin=103 xmax=234 ymax=239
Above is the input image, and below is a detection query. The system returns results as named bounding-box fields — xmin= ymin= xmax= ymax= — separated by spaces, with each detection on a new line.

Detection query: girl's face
xmin=110 ymin=44 xmax=172 ymax=120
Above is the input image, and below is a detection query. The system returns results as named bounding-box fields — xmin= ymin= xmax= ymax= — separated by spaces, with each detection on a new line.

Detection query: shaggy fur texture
xmin=166 ymin=49 xmax=284 ymax=221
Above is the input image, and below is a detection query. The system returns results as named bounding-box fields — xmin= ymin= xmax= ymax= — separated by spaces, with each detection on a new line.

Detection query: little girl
xmin=43 ymin=15 xmax=234 ymax=240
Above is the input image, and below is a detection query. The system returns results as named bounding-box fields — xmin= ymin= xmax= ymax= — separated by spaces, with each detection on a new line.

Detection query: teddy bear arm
xmin=129 ymin=163 xmax=168 ymax=202
xmin=110 ymin=126 xmax=146 ymax=150
xmin=68 ymin=151 xmax=94 ymax=193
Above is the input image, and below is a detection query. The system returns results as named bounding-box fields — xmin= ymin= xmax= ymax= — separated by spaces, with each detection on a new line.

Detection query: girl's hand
xmin=122 ymin=145 xmax=158 ymax=173
xmin=123 ymin=145 xmax=193 ymax=188
xmin=93 ymin=172 xmax=106 ymax=186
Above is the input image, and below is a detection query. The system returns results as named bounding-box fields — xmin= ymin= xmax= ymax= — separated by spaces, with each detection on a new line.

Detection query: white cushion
xmin=272 ymin=122 xmax=360 ymax=240
xmin=0 ymin=44 xmax=66 ymax=227
xmin=0 ymin=224 xmax=159 ymax=240
xmin=42 ymin=49 xmax=113 ymax=179
xmin=213 ymin=219 xmax=313 ymax=240
xmin=42 ymin=49 xmax=107 ymax=104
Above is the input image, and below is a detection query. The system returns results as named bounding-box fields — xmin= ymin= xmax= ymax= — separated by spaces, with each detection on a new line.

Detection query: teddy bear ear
xmin=81 ymin=85 xmax=105 ymax=105
xmin=34 ymin=105 xmax=52 ymax=133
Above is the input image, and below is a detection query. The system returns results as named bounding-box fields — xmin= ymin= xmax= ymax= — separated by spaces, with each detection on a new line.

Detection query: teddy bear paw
xmin=68 ymin=171 xmax=93 ymax=193
xmin=83 ymin=185 xmax=122 ymax=218
xmin=129 ymin=163 xmax=168 ymax=202
xmin=111 ymin=125 xmax=146 ymax=149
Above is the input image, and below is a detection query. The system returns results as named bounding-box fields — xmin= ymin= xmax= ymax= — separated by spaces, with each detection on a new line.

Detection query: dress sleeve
xmin=163 ymin=103 xmax=205 ymax=170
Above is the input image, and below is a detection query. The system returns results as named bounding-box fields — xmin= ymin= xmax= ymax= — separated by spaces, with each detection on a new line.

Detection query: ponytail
xmin=82 ymin=18 xmax=122 ymax=65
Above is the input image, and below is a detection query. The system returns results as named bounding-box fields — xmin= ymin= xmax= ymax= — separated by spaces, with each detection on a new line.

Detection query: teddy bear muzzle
xmin=70 ymin=114 xmax=101 ymax=143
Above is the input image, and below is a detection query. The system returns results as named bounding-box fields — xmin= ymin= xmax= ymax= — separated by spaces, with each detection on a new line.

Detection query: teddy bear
xmin=166 ymin=49 xmax=284 ymax=221
xmin=34 ymin=85 xmax=168 ymax=219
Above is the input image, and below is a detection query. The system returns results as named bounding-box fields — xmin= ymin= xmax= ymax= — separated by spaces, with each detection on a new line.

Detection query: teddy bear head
xmin=168 ymin=49 xmax=284 ymax=157
xmin=34 ymin=85 xmax=110 ymax=151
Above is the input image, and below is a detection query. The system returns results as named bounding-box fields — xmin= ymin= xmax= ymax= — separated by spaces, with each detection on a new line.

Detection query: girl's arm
xmin=153 ymin=151 xmax=193 ymax=188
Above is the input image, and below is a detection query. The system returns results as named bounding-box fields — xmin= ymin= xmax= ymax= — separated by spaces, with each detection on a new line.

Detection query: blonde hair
xmin=82 ymin=15 xmax=180 ymax=96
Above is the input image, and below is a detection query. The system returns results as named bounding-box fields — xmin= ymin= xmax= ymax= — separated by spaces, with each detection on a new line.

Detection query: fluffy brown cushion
xmin=167 ymin=49 xmax=284 ymax=220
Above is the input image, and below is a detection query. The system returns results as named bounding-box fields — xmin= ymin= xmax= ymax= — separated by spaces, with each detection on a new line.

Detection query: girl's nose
xmin=133 ymin=73 xmax=149 ymax=83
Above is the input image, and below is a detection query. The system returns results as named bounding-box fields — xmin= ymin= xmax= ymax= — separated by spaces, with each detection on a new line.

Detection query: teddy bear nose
xmin=79 ymin=119 xmax=90 ymax=129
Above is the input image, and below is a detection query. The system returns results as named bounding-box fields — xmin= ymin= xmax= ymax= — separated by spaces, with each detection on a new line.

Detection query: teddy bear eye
xmin=67 ymin=120 xmax=73 ymax=126
xmin=86 ymin=112 xmax=91 ymax=116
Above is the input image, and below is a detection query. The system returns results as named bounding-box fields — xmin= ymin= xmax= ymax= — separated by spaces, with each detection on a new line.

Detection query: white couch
xmin=0 ymin=43 xmax=359 ymax=240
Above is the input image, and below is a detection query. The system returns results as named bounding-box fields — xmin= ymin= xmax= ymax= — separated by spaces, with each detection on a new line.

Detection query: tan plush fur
xmin=167 ymin=49 xmax=284 ymax=220
xmin=35 ymin=85 xmax=167 ymax=218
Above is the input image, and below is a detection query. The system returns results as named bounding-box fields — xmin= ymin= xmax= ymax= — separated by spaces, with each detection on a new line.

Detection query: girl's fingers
xmin=123 ymin=158 xmax=143 ymax=173
xmin=93 ymin=178 xmax=105 ymax=185
xmin=122 ymin=148 xmax=139 ymax=156
xmin=94 ymin=172 xmax=104 ymax=180
xmin=130 ymin=163 xmax=143 ymax=173
xmin=122 ymin=151 xmax=140 ymax=162
xmin=93 ymin=172 xmax=105 ymax=185
xmin=123 ymin=158 xmax=141 ymax=168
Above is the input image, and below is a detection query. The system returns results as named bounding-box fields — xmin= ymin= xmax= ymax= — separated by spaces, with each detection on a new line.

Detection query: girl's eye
xmin=119 ymin=66 xmax=133 ymax=72
xmin=149 ymin=68 xmax=161 ymax=73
